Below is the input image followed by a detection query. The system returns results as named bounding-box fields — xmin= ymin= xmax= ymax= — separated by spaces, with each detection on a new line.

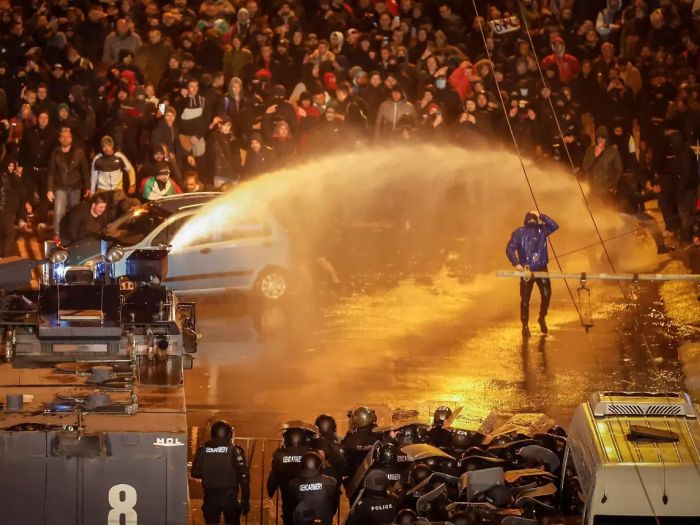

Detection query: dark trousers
xmin=0 ymin=215 xmax=17 ymax=258
xmin=202 ymin=488 xmax=241 ymax=525
xmin=25 ymin=168 xmax=50 ymax=223
xmin=520 ymin=269 xmax=552 ymax=326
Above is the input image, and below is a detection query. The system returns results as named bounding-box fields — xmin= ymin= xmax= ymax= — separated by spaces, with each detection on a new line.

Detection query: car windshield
xmin=103 ymin=205 xmax=171 ymax=247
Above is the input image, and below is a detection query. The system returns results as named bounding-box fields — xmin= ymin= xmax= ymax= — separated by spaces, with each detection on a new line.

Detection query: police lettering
xmin=299 ymin=483 xmax=322 ymax=492
xmin=387 ymin=473 xmax=401 ymax=481
xmin=282 ymin=455 xmax=302 ymax=463
xmin=397 ymin=454 xmax=412 ymax=462
xmin=205 ymin=446 xmax=229 ymax=453
xmin=371 ymin=504 xmax=393 ymax=511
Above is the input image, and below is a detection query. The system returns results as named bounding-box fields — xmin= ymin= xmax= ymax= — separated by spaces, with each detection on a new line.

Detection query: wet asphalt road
xmin=185 ymin=230 xmax=687 ymax=440
xmin=183 ymin=219 xmax=689 ymax=524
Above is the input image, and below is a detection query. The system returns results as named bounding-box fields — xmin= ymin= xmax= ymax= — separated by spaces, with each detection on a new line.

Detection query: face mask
xmin=435 ymin=78 xmax=446 ymax=90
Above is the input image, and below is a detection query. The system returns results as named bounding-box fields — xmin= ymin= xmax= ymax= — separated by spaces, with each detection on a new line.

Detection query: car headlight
xmin=104 ymin=245 xmax=125 ymax=263
xmin=47 ymin=246 xmax=68 ymax=264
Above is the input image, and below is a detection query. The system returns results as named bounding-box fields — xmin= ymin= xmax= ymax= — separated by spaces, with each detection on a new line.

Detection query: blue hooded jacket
xmin=506 ymin=214 xmax=559 ymax=271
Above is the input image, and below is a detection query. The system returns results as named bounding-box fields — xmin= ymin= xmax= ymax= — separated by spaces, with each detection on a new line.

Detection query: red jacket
xmin=541 ymin=53 xmax=580 ymax=83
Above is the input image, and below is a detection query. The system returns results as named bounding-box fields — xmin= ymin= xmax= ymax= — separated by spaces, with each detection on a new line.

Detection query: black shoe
xmin=522 ymin=325 xmax=531 ymax=337
xmin=538 ymin=317 xmax=548 ymax=334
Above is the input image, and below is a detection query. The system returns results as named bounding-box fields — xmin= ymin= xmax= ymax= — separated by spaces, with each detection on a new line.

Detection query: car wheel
xmin=256 ymin=269 xmax=288 ymax=301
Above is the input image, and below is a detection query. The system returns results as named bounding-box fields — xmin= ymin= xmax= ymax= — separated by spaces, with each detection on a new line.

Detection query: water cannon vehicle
xmin=0 ymin=244 xmax=198 ymax=525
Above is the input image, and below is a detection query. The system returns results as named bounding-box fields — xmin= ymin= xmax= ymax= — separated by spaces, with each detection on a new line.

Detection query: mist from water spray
xmin=172 ymin=144 xmax=657 ymax=276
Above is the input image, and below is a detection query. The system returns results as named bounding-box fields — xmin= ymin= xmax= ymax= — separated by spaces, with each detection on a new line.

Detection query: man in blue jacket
xmin=506 ymin=211 xmax=559 ymax=337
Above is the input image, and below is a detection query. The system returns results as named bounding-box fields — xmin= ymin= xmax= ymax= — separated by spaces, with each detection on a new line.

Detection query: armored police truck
xmin=567 ymin=391 xmax=700 ymax=525
xmin=0 ymin=247 xmax=198 ymax=525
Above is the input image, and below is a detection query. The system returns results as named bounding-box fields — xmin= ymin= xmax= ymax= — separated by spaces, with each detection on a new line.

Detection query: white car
xmin=66 ymin=193 xmax=292 ymax=300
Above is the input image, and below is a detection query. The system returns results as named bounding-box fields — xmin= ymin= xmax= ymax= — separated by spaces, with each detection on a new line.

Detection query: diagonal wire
xmin=469 ymin=0 xmax=583 ymax=324
xmin=512 ymin=0 xmax=660 ymax=369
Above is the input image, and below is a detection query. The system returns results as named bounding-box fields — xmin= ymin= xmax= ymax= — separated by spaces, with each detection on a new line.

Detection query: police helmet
xmin=433 ymin=406 xmax=452 ymax=427
xmin=547 ymin=424 xmax=567 ymax=438
xmin=407 ymin=462 xmax=432 ymax=487
xmin=315 ymin=414 xmax=337 ymax=437
xmin=394 ymin=508 xmax=417 ymax=525
xmin=211 ymin=420 xmax=234 ymax=441
xmin=349 ymin=406 xmax=377 ymax=430
xmin=451 ymin=429 xmax=472 ymax=451
xmin=283 ymin=427 xmax=308 ymax=448
xmin=397 ymin=424 xmax=421 ymax=445
xmin=300 ymin=451 xmax=323 ymax=473
xmin=377 ymin=441 xmax=397 ymax=466
xmin=364 ymin=469 xmax=389 ymax=492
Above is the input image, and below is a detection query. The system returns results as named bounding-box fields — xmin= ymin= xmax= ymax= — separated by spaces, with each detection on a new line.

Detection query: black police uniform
xmin=312 ymin=434 xmax=347 ymax=481
xmin=267 ymin=445 xmax=313 ymax=525
xmin=288 ymin=469 xmax=339 ymax=525
xmin=191 ymin=439 xmax=250 ymax=525
xmin=345 ymin=490 xmax=399 ymax=525
xmin=426 ymin=425 xmax=453 ymax=449
xmin=371 ymin=464 xmax=403 ymax=489
xmin=340 ymin=427 xmax=382 ymax=479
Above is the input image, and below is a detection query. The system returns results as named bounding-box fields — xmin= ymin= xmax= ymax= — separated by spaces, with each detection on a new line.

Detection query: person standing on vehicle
xmin=267 ymin=424 xmax=315 ymax=525
xmin=191 ymin=420 xmax=251 ymax=525
xmin=90 ymin=135 xmax=136 ymax=214
xmin=288 ymin=451 xmax=339 ymax=525
xmin=47 ymin=126 xmax=90 ymax=244
xmin=506 ymin=211 xmax=559 ymax=337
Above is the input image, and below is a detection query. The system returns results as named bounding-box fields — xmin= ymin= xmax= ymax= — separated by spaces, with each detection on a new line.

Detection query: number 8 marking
xmin=108 ymin=484 xmax=137 ymax=524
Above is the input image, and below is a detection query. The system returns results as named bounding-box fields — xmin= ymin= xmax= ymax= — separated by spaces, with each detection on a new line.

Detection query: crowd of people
xmin=0 ymin=0 xmax=699 ymax=257
xmin=192 ymin=406 xmax=574 ymax=525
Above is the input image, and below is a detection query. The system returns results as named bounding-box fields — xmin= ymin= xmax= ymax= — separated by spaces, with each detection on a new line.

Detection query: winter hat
xmin=57 ymin=102 xmax=70 ymax=114
xmin=595 ymin=126 xmax=609 ymax=140
xmin=164 ymin=105 xmax=176 ymax=116
xmin=101 ymin=135 xmax=114 ymax=147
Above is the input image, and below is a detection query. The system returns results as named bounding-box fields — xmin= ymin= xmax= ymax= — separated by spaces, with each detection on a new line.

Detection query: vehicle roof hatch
xmin=589 ymin=392 xmax=697 ymax=419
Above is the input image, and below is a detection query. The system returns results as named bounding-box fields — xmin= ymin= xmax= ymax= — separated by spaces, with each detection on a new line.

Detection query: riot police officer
xmin=426 ymin=406 xmax=453 ymax=449
xmin=312 ymin=414 xmax=346 ymax=481
xmin=400 ymin=463 xmax=432 ymax=512
xmin=394 ymin=423 xmax=423 ymax=474
xmin=345 ymin=470 xmax=399 ymax=525
xmin=267 ymin=422 xmax=317 ymax=525
xmin=191 ymin=420 xmax=250 ymax=525
xmin=341 ymin=407 xmax=382 ymax=479
xmin=288 ymin=451 xmax=339 ymax=525
xmin=369 ymin=441 xmax=403 ymax=489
